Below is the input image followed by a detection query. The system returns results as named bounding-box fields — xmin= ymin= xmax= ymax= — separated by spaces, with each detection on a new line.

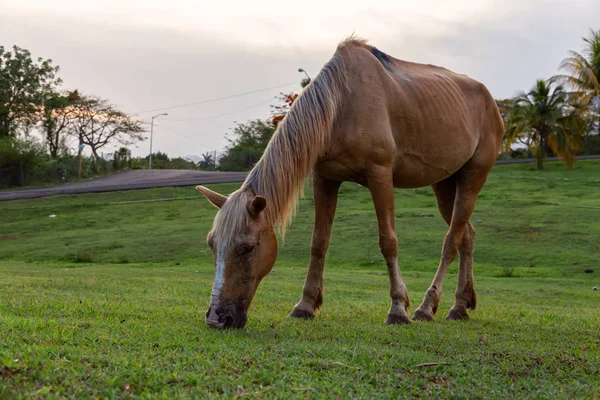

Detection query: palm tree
xmin=497 ymin=98 xmax=534 ymax=154
xmin=512 ymin=78 xmax=584 ymax=170
xmin=558 ymin=29 xmax=600 ymax=107
xmin=557 ymin=29 xmax=600 ymax=151
xmin=197 ymin=152 xmax=215 ymax=170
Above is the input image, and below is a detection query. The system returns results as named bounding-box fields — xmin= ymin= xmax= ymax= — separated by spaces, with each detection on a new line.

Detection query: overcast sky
xmin=1 ymin=0 xmax=598 ymax=158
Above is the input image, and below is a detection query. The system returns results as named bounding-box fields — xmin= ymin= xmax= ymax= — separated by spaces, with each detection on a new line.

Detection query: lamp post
xmin=149 ymin=113 xmax=168 ymax=169
xmin=298 ymin=68 xmax=311 ymax=88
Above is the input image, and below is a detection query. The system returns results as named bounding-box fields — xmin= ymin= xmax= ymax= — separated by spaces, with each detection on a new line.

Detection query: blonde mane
xmin=210 ymin=39 xmax=365 ymax=246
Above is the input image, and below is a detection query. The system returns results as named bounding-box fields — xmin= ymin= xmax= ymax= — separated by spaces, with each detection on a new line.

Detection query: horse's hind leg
xmin=413 ymin=154 xmax=492 ymax=321
xmin=289 ymin=174 xmax=341 ymax=319
xmin=421 ymin=176 xmax=477 ymax=321
xmin=447 ymin=221 xmax=476 ymax=320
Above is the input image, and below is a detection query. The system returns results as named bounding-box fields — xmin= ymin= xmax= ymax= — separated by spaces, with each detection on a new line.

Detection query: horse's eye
xmin=237 ymin=245 xmax=255 ymax=256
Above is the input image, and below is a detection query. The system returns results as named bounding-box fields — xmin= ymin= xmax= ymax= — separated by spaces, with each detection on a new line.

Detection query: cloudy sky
xmin=1 ymin=0 xmax=598 ymax=158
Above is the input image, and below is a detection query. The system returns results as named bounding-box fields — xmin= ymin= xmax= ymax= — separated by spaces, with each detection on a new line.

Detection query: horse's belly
xmin=391 ymin=151 xmax=472 ymax=188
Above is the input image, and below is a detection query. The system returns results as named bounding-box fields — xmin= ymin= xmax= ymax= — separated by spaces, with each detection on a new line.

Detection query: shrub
xmin=0 ymin=136 xmax=48 ymax=187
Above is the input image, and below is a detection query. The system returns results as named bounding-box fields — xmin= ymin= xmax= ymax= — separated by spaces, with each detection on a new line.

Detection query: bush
xmin=581 ymin=134 xmax=600 ymax=155
xmin=0 ymin=138 xmax=115 ymax=188
xmin=218 ymin=148 xmax=262 ymax=171
xmin=0 ymin=136 xmax=48 ymax=188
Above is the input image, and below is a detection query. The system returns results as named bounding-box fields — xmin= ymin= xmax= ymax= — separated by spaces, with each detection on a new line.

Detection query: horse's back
xmin=320 ymin=42 xmax=502 ymax=188
xmin=385 ymin=60 xmax=500 ymax=186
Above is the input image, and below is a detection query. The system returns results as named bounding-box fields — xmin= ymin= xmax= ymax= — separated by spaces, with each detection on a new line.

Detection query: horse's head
xmin=196 ymin=185 xmax=278 ymax=329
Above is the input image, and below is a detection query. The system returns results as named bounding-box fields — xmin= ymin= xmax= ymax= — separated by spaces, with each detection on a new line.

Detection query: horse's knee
xmin=310 ymin=236 xmax=328 ymax=259
xmin=378 ymin=232 xmax=398 ymax=257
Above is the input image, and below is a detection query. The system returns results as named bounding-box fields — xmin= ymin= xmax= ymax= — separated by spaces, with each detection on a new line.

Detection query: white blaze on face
xmin=211 ymin=245 xmax=226 ymax=298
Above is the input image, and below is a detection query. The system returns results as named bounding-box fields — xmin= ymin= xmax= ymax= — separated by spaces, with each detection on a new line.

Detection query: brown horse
xmin=197 ymin=38 xmax=503 ymax=329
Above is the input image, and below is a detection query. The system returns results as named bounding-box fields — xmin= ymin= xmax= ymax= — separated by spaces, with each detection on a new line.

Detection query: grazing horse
xmin=197 ymin=38 xmax=504 ymax=329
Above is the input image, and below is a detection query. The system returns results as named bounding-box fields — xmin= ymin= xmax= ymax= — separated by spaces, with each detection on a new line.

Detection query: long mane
xmin=210 ymin=38 xmax=366 ymax=246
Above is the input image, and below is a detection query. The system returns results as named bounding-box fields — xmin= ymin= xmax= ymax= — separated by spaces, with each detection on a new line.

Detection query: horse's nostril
xmin=224 ymin=315 xmax=234 ymax=327
xmin=205 ymin=306 xmax=212 ymax=319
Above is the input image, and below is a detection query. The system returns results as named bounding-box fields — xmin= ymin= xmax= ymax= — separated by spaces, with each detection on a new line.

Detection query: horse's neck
xmin=242 ymin=124 xmax=314 ymax=235
xmin=241 ymin=50 xmax=346 ymax=234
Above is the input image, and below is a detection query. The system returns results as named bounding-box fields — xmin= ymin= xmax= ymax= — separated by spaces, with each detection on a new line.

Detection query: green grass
xmin=1 ymin=160 xmax=599 ymax=398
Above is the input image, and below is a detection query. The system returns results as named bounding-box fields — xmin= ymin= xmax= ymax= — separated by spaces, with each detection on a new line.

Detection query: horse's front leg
xmin=368 ymin=168 xmax=411 ymax=325
xmin=289 ymin=174 xmax=341 ymax=319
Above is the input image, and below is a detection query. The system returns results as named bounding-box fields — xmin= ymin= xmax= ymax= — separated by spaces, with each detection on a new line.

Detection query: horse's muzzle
xmin=205 ymin=303 xmax=247 ymax=329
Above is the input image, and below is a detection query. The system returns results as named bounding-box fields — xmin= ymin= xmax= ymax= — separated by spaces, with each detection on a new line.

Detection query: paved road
xmin=495 ymin=155 xmax=600 ymax=164
xmin=0 ymin=170 xmax=248 ymax=201
xmin=2 ymin=155 xmax=599 ymax=201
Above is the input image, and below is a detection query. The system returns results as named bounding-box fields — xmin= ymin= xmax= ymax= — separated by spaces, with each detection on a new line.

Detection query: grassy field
xmin=1 ymin=160 xmax=599 ymax=398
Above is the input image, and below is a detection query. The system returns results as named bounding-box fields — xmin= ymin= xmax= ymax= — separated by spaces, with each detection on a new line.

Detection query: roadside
xmin=0 ymin=170 xmax=247 ymax=201
xmin=2 ymin=155 xmax=600 ymax=202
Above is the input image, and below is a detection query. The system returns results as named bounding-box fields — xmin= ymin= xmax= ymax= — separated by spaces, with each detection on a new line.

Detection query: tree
xmin=197 ymin=151 xmax=215 ymax=170
xmin=145 ymin=151 xmax=169 ymax=162
xmin=68 ymin=95 xmax=145 ymax=159
xmin=41 ymin=90 xmax=80 ymax=158
xmin=217 ymin=92 xmax=303 ymax=171
xmin=143 ymin=152 xmax=168 ymax=169
xmin=270 ymin=92 xmax=298 ymax=127
xmin=168 ymin=157 xmax=196 ymax=170
xmin=557 ymin=28 xmax=600 ymax=152
xmin=512 ymin=78 xmax=585 ymax=169
xmin=0 ymin=46 xmax=62 ymax=137
xmin=558 ymin=28 xmax=600 ymax=107
xmin=218 ymin=119 xmax=276 ymax=171
xmin=0 ymin=135 xmax=47 ymax=187
xmin=497 ymin=98 xmax=536 ymax=155
xmin=112 ymin=147 xmax=131 ymax=170
xmin=227 ymin=119 xmax=276 ymax=152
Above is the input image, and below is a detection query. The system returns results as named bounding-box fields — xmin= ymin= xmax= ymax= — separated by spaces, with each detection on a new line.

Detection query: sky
xmin=1 ymin=0 xmax=599 ymax=159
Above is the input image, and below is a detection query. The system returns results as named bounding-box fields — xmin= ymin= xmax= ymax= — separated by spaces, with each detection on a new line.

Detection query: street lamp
xmin=298 ymin=68 xmax=311 ymax=88
xmin=149 ymin=113 xmax=168 ymax=169
xmin=298 ymin=68 xmax=310 ymax=80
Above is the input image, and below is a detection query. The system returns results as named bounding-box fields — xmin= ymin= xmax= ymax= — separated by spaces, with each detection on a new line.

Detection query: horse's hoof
xmin=446 ymin=308 xmax=469 ymax=321
xmin=412 ymin=309 xmax=434 ymax=322
xmin=288 ymin=308 xmax=315 ymax=319
xmin=385 ymin=313 xmax=411 ymax=325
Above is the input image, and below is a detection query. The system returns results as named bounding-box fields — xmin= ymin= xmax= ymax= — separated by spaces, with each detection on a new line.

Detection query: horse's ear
xmin=248 ymin=196 xmax=267 ymax=216
xmin=196 ymin=186 xmax=227 ymax=209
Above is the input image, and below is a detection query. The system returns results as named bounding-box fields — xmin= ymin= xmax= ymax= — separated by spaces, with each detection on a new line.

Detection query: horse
xmin=196 ymin=37 xmax=504 ymax=329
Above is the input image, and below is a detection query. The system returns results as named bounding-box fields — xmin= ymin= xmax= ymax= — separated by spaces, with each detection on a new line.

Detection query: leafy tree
xmin=145 ymin=152 xmax=169 ymax=162
xmin=227 ymin=119 xmax=276 ymax=151
xmin=218 ymin=92 xmax=307 ymax=170
xmin=0 ymin=136 xmax=47 ymax=187
xmin=112 ymin=147 xmax=131 ymax=170
xmin=140 ymin=152 xmax=196 ymax=169
xmin=0 ymin=46 xmax=62 ymax=137
xmin=218 ymin=119 xmax=275 ymax=171
xmin=512 ymin=78 xmax=585 ymax=169
xmin=218 ymin=148 xmax=263 ymax=171
xmin=168 ymin=157 xmax=196 ymax=170
xmin=41 ymin=90 xmax=80 ymax=158
xmin=68 ymin=95 xmax=145 ymax=159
